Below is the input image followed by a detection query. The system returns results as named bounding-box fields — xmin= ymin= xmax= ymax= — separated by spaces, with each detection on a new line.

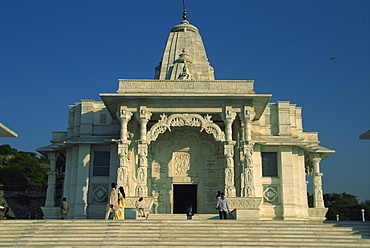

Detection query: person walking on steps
xmin=216 ymin=193 xmax=230 ymax=220
xmin=61 ymin=197 xmax=69 ymax=219
xmin=114 ymin=186 xmax=126 ymax=220
xmin=105 ymin=182 xmax=120 ymax=219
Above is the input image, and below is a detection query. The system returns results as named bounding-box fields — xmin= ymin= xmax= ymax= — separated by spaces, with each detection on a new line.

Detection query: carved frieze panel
xmin=118 ymin=79 xmax=254 ymax=93
xmin=147 ymin=113 xmax=225 ymax=143
xmin=227 ymin=197 xmax=262 ymax=209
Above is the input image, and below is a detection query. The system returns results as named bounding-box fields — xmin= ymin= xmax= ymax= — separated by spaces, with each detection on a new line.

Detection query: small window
xmin=93 ymin=151 xmax=110 ymax=176
xmin=261 ymin=152 xmax=278 ymax=177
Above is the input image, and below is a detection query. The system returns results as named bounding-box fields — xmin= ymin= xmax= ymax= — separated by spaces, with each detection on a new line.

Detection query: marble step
xmin=0 ymin=219 xmax=369 ymax=247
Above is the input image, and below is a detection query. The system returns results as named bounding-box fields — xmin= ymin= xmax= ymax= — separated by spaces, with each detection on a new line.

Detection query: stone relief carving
xmin=138 ymin=167 xmax=146 ymax=182
xmin=136 ymin=186 xmax=144 ymax=197
xmin=174 ymin=153 xmax=191 ymax=175
xmin=152 ymin=190 xmax=159 ymax=214
xmin=139 ymin=157 xmax=147 ymax=167
xmin=225 ymin=168 xmax=234 ymax=185
xmin=152 ymin=161 xmax=161 ymax=174
xmin=246 ymin=168 xmax=253 ymax=182
xmin=117 ymin=166 xmax=128 ymax=187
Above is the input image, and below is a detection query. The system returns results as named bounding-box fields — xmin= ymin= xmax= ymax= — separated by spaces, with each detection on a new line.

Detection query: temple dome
xmin=154 ymin=20 xmax=215 ymax=80
xmin=170 ymin=20 xmax=199 ymax=33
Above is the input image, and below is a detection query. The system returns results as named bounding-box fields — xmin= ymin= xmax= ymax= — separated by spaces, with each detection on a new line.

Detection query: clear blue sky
xmin=1 ymin=0 xmax=369 ymax=201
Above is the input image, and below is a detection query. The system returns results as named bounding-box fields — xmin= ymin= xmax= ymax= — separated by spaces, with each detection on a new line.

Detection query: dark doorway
xmin=173 ymin=184 xmax=197 ymax=214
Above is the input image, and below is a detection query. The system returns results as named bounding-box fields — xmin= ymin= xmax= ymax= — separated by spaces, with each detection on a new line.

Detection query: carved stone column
xmin=116 ymin=106 xmax=133 ymax=192
xmin=239 ymin=106 xmax=256 ymax=197
xmin=241 ymin=144 xmax=256 ymax=197
xmin=312 ymin=155 xmax=325 ymax=208
xmin=137 ymin=106 xmax=152 ymax=142
xmin=45 ymin=152 xmax=58 ymax=207
xmin=135 ymin=106 xmax=152 ymax=197
xmin=222 ymin=106 xmax=236 ymax=143
xmin=224 ymin=144 xmax=236 ymax=197
xmin=117 ymin=142 xmax=130 ymax=192
xmin=222 ymin=106 xmax=236 ymax=197
xmin=136 ymin=144 xmax=148 ymax=197
xmin=117 ymin=106 xmax=133 ymax=142
xmin=241 ymin=106 xmax=255 ymax=144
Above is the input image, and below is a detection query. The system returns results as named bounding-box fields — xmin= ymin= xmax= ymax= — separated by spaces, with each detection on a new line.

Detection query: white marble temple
xmin=38 ymin=18 xmax=334 ymax=220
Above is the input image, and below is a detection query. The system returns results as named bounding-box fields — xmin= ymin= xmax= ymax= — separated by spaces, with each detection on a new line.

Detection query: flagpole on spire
xmin=182 ymin=0 xmax=187 ymax=20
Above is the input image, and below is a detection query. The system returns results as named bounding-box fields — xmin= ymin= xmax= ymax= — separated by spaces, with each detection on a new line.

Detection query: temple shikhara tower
xmin=38 ymin=9 xmax=334 ymax=220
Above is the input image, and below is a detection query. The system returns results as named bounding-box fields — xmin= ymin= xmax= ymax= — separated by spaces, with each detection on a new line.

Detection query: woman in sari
xmin=114 ymin=186 xmax=126 ymax=220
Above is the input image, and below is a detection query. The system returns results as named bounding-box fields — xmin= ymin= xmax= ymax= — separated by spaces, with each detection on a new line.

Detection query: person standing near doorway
xmin=216 ymin=193 xmax=229 ymax=220
xmin=186 ymin=204 xmax=194 ymax=220
xmin=61 ymin=197 xmax=69 ymax=219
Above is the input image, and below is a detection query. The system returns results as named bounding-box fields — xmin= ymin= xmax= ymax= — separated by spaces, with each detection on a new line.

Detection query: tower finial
xmin=182 ymin=0 xmax=187 ymax=20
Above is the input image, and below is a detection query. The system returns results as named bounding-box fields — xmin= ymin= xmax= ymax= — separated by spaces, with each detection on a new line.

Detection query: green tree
xmin=324 ymin=192 xmax=369 ymax=221
xmin=0 ymin=144 xmax=49 ymax=190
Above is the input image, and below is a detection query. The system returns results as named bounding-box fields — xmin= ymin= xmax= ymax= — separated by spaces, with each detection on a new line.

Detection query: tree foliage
xmin=324 ymin=192 xmax=370 ymax=221
xmin=0 ymin=144 xmax=49 ymax=190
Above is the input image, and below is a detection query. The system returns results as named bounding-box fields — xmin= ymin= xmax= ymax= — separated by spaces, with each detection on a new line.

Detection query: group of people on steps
xmin=105 ymin=182 xmax=146 ymax=220
xmin=61 ymin=184 xmax=229 ymax=220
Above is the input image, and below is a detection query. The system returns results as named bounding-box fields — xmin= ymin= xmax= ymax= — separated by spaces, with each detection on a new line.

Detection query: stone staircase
xmin=1 ymin=216 xmax=370 ymax=247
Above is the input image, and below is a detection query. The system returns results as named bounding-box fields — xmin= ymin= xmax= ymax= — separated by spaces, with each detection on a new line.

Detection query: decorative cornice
xmin=118 ymin=79 xmax=254 ymax=94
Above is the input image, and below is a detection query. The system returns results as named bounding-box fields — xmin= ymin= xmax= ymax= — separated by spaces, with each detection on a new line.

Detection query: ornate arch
xmin=147 ymin=113 xmax=225 ymax=143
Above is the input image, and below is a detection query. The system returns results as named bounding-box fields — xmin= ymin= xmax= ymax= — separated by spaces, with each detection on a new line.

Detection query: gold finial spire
xmin=182 ymin=0 xmax=187 ymax=20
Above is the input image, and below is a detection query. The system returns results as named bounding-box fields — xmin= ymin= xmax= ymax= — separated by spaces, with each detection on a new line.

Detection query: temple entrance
xmin=173 ymin=184 xmax=197 ymax=214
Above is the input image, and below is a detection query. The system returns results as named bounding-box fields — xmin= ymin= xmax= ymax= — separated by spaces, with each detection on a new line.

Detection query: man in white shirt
xmin=216 ymin=193 xmax=229 ymax=219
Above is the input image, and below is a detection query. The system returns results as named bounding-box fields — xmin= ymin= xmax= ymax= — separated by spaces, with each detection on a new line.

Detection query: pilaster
xmin=63 ymin=148 xmax=73 ymax=202
xmin=45 ymin=152 xmax=57 ymax=207
xmin=69 ymin=146 xmax=79 ymax=217
xmin=73 ymin=144 xmax=90 ymax=219
xmin=277 ymin=101 xmax=291 ymax=136
xmin=280 ymin=146 xmax=298 ymax=219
